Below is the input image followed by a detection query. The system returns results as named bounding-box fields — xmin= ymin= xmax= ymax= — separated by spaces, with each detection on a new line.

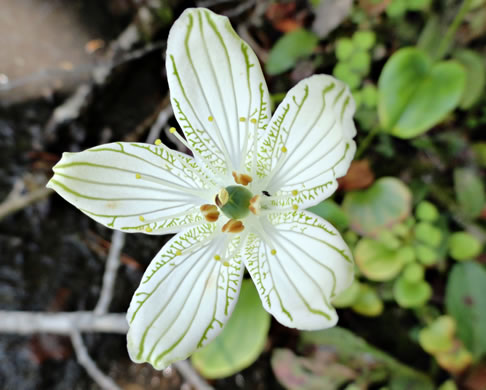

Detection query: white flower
xmin=47 ymin=8 xmax=357 ymax=369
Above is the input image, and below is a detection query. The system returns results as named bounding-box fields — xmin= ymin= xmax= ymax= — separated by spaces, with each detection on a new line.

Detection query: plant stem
xmin=436 ymin=0 xmax=473 ymax=60
xmin=355 ymin=126 xmax=381 ymax=159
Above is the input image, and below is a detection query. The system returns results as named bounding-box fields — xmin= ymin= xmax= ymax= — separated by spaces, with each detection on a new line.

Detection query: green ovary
xmin=220 ymin=185 xmax=253 ymax=220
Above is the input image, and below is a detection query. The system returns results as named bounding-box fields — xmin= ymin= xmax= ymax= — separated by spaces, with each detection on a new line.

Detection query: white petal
xmin=256 ymin=75 xmax=357 ymax=209
xmin=127 ymin=224 xmax=245 ymax=369
xmin=47 ymin=142 xmax=215 ymax=234
xmin=166 ymin=8 xmax=271 ymax=173
xmin=245 ymin=210 xmax=354 ymax=330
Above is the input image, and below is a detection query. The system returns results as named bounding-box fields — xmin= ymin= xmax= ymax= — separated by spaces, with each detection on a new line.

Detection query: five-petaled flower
xmin=47 ymin=8 xmax=357 ymax=369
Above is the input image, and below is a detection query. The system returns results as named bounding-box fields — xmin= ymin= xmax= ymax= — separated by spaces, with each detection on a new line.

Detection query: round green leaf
xmin=353 ymin=30 xmax=376 ymax=50
xmin=386 ymin=0 xmax=407 ymax=18
xmin=332 ymin=279 xmax=361 ymax=308
xmin=448 ymin=232 xmax=482 ymax=261
xmin=361 ymin=84 xmax=379 ymax=108
xmin=402 ymin=263 xmax=425 ymax=283
xmin=416 ymin=201 xmax=439 ymax=222
xmin=349 ymin=51 xmax=371 ymax=75
xmin=333 ymin=62 xmax=361 ymax=89
xmin=352 ymin=284 xmax=384 ymax=317
xmin=191 ymin=280 xmax=270 ymax=378
xmin=415 ymin=222 xmax=443 ymax=248
xmin=265 ymin=29 xmax=319 ymax=75
xmin=393 ymin=276 xmax=432 ymax=308
xmin=453 ymin=49 xmax=486 ymax=109
xmin=418 ymin=315 xmax=455 ymax=355
xmin=355 ymin=238 xmax=411 ymax=281
xmin=343 ymin=177 xmax=412 ymax=237
xmin=415 ymin=243 xmax=440 ymax=266
xmin=336 ymin=37 xmax=354 ymax=61
xmin=378 ymin=47 xmax=466 ymax=138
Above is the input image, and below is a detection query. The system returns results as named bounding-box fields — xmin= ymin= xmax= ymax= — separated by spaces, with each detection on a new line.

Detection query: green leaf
xmin=351 ymin=284 xmax=384 ymax=316
xmin=393 ymin=276 xmax=432 ymax=308
xmin=378 ymin=47 xmax=466 ymax=138
xmin=415 ymin=243 xmax=440 ymax=266
xmin=415 ymin=222 xmax=443 ymax=248
xmin=445 ymin=262 xmax=486 ymax=360
xmin=343 ymin=177 xmax=412 ymax=237
xmin=333 ymin=62 xmax=361 ymax=89
xmin=355 ymin=238 xmax=410 ymax=281
xmin=332 ymin=279 xmax=361 ymax=307
xmin=361 ymin=84 xmax=379 ymax=108
xmin=265 ymin=29 xmax=319 ymax=75
xmin=307 ymin=199 xmax=349 ymax=231
xmin=191 ymin=280 xmax=270 ymax=378
xmin=416 ymin=201 xmax=439 ymax=222
xmin=336 ymin=37 xmax=354 ymax=61
xmin=454 ymin=168 xmax=485 ymax=219
xmin=353 ymin=30 xmax=376 ymax=50
xmin=300 ymin=327 xmax=434 ymax=389
xmin=418 ymin=315 xmax=455 ymax=355
xmin=448 ymin=232 xmax=483 ymax=261
xmin=453 ymin=49 xmax=486 ymax=109
xmin=349 ymin=51 xmax=371 ymax=75
xmin=402 ymin=263 xmax=425 ymax=283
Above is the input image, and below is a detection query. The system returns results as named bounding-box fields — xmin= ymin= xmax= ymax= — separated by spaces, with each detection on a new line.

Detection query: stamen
xmin=271 ymin=249 xmax=277 ymax=255
xmin=292 ymin=189 xmax=299 ymax=196
xmin=232 ymin=171 xmax=253 ymax=186
xmin=222 ymin=219 xmax=245 ymax=234
xmin=139 ymin=216 xmax=145 ymax=222
xmin=145 ymin=226 xmax=153 ymax=232
xmin=213 ymin=254 xmax=221 ymax=261
xmin=292 ymin=204 xmax=299 ymax=210
xmin=176 ymin=250 xmax=182 ymax=256
xmin=250 ymin=118 xmax=257 ymax=124
xmin=239 ymin=117 xmax=246 ymax=122
xmin=200 ymin=204 xmax=220 ymax=222
xmin=215 ymin=188 xmax=229 ymax=207
xmin=154 ymin=139 xmax=162 ymax=145
xmin=135 ymin=173 xmax=142 ymax=179
xmin=208 ymin=116 xmax=214 ymax=122
xmin=223 ymin=261 xmax=230 ymax=267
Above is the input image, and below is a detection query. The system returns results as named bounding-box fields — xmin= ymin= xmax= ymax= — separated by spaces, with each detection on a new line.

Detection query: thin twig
xmin=0 ymin=187 xmax=53 ymax=221
xmin=94 ymin=231 xmax=126 ymax=315
xmin=71 ymin=331 xmax=122 ymax=390
xmin=172 ymin=360 xmax=215 ymax=390
xmin=0 ymin=311 xmax=128 ymax=334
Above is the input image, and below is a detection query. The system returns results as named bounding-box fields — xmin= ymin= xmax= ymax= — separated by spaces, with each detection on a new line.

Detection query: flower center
xmin=216 ymin=185 xmax=253 ymax=220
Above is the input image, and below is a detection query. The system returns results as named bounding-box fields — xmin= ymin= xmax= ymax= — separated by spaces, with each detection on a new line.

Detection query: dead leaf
xmin=338 ymin=160 xmax=375 ymax=191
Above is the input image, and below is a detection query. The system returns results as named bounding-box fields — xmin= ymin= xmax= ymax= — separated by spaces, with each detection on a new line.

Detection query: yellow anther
xmin=139 ymin=216 xmax=145 ymax=222
xmin=232 ymin=171 xmax=253 ymax=186
xmin=135 ymin=173 xmax=142 ymax=179
xmin=214 ymin=255 xmax=221 ymax=261
xmin=200 ymin=204 xmax=220 ymax=222
xmin=250 ymin=118 xmax=257 ymax=124
xmin=271 ymin=249 xmax=277 ymax=255
xmin=169 ymin=127 xmax=176 ymax=133
xmin=292 ymin=190 xmax=298 ymax=196
xmin=239 ymin=117 xmax=246 ymax=122
xmin=145 ymin=226 xmax=153 ymax=232
xmin=249 ymin=195 xmax=261 ymax=216
xmin=223 ymin=261 xmax=230 ymax=267
xmin=176 ymin=250 xmax=182 ymax=256
xmin=222 ymin=219 xmax=245 ymax=234
xmin=208 ymin=116 xmax=214 ymax=122
xmin=281 ymin=146 xmax=288 ymax=153
xmin=155 ymin=139 xmax=162 ymax=145
xmin=292 ymin=204 xmax=299 ymax=210
xmin=215 ymin=188 xmax=229 ymax=207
